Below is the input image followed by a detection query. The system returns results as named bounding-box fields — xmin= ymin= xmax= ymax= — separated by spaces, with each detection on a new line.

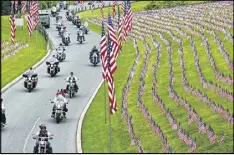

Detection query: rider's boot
xmin=63 ymin=112 xmax=66 ymax=118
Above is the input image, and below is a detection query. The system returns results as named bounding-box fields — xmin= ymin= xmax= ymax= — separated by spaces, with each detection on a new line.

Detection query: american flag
xmin=112 ymin=0 xmax=116 ymax=18
xmin=26 ymin=1 xmax=33 ymax=36
xmin=100 ymin=21 xmax=108 ymax=81
xmin=107 ymin=32 xmax=117 ymax=114
xmin=116 ymin=4 xmax=123 ymax=59
xmin=123 ymin=1 xmax=128 ymax=42
xmin=107 ymin=12 xmax=117 ymax=73
xmin=121 ymin=1 xmax=125 ymax=13
xmin=33 ymin=1 xmax=39 ymax=30
xmin=126 ymin=1 xmax=133 ymax=34
xmin=14 ymin=1 xmax=18 ymax=11
xmin=9 ymin=1 xmax=16 ymax=44
xmin=21 ymin=1 xmax=27 ymax=14
xmin=91 ymin=0 xmax=94 ymax=12
xmin=100 ymin=0 xmax=104 ymax=18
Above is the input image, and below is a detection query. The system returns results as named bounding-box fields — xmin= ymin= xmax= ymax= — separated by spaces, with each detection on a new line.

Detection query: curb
xmin=76 ymin=79 xmax=104 ymax=153
xmin=1 ymin=31 xmax=55 ymax=94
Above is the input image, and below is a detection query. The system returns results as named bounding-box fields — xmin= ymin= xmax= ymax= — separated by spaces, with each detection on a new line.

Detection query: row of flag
xmin=100 ymin=0 xmax=133 ymax=114
xmin=9 ymin=1 xmax=39 ymax=44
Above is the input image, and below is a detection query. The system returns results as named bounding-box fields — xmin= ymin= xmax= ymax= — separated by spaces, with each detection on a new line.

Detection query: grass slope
xmin=1 ymin=16 xmax=47 ymax=88
xmin=80 ymin=1 xmax=233 ymax=153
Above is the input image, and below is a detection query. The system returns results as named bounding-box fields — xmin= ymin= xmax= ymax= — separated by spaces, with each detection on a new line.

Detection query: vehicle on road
xmin=62 ymin=32 xmax=71 ymax=46
xmin=46 ymin=61 xmax=60 ymax=77
xmin=22 ymin=73 xmax=38 ymax=92
xmin=33 ymin=135 xmax=53 ymax=153
xmin=90 ymin=51 xmax=100 ymax=67
xmin=39 ymin=11 xmax=50 ymax=28
xmin=56 ymin=47 xmax=66 ymax=62
xmin=65 ymin=79 xmax=78 ymax=98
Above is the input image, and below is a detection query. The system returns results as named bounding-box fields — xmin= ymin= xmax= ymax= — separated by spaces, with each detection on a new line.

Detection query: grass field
xmin=1 ymin=15 xmax=47 ymax=88
xmin=80 ymin=1 xmax=233 ymax=153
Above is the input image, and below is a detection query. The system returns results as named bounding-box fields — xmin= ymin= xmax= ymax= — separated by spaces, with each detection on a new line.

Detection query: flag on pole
xmin=100 ymin=21 xmax=108 ymax=81
xmin=14 ymin=1 xmax=18 ymax=11
xmin=21 ymin=1 xmax=27 ymax=14
xmin=107 ymin=32 xmax=117 ymax=114
xmin=107 ymin=12 xmax=119 ymax=64
xmin=126 ymin=1 xmax=133 ymax=34
xmin=121 ymin=1 xmax=125 ymax=13
xmin=91 ymin=1 xmax=94 ymax=12
xmin=26 ymin=1 xmax=33 ymax=36
xmin=33 ymin=0 xmax=39 ymax=30
xmin=9 ymin=1 xmax=16 ymax=44
xmin=117 ymin=4 xmax=123 ymax=57
xmin=123 ymin=1 xmax=128 ymax=42
xmin=100 ymin=0 xmax=104 ymax=18
xmin=112 ymin=0 xmax=116 ymax=18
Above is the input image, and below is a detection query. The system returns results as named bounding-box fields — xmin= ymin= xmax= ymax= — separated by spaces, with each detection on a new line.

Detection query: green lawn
xmin=1 ymin=15 xmax=47 ymax=88
xmin=80 ymin=1 xmax=233 ymax=153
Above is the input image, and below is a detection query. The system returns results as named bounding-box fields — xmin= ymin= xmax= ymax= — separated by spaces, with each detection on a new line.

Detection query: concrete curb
xmin=76 ymin=79 xmax=104 ymax=153
xmin=1 ymin=31 xmax=55 ymax=94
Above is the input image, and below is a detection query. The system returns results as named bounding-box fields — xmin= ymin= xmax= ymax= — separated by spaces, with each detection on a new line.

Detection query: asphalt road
xmin=1 ymin=8 xmax=102 ymax=153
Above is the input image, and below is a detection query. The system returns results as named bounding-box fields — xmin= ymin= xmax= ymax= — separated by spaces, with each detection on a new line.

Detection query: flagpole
xmin=104 ymin=80 xmax=107 ymax=124
xmin=108 ymin=92 xmax=112 ymax=153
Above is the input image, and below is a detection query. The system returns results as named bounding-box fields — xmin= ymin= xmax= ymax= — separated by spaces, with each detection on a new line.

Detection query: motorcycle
xmin=90 ymin=52 xmax=100 ymax=67
xmin=51 ymin=99 xmax=69 ymax=123
xmin=62 ymin=32 xmax=71 ymax=46
xmin=77 ymin=31 xmax=85 ymax=44
xmin=72 ymin=16 xmax=77 ymax=25
xmin=56 ymin=23 xmax=62 ymax=31
xmin=65 ymin=79 xmax=78 ymax=98
xmin=80 ymin=25 xmax=89 ymax=34
xmin=76 ymin=21 xmax=81 ymax=28
xmin=56 ymin=48 xmax=66 ymax=62
xmin=22 ymin=73 xmax=38 ymax=92
xmin=46 ymin=61 xmax=60 ymax=77
xmin=66 ymin=14 xmax=72 ymax=21
xmin=56 ymin=16 xmax=62 ymax=23
xmin=1 ymin=110 xmax=6 ymax=128
xmin=33 ymin=135 xmax=53 ymax=153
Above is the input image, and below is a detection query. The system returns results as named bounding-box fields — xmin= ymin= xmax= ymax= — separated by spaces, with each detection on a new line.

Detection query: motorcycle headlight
xmin=51 ymin=64 xmax=54 ymax=67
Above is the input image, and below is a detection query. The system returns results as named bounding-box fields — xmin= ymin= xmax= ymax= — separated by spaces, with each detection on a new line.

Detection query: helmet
xmin=30 ymin=67 xmax=33 ymax=70
xmin=70 ymin=72 xmax=73 ymax=76
xmin=39 ymin=124 xmax=46 ymax=130
xmin=52 ymin=55 xmax=56 ymax=57
xmin=94 ymin=45 xmax=96 ymax=48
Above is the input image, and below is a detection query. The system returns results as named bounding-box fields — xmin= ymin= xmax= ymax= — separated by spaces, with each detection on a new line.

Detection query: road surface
xmin=1 ymin=8 xmax=102 ymax=153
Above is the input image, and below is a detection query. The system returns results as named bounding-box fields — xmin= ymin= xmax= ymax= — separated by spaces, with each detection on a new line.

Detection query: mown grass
xmin=80 ymin=2 xmax=233 ymax=153
xmin=1 ymin=15 xmax=47 ymax=88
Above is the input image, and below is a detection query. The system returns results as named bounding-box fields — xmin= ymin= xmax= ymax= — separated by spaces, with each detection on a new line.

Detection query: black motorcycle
xmin=22 ymin=73 xmax=38 ymax=92
xmin=80 ymin=25 xmax=89 ymax=34
xmin=46 ymin=61 xmax=60 ymax=77
xmin=76 ymin=21 xmax=82 ymax=28
xmin=90 ymin=51 xmax=100 ymax=66
xmin=1 ymin=110 xmax=6 ymax=128
xmin=56 ymin=16 xmax=62 ymax=23
xmin=62 ymin=33 xmax=71 ymax=46
xmin=77 ymin=31 xmax=85 ymax=44
xmin=56 ymin=48 xmax=66 ymax=62
xmin=32 ymin=135 xmax=53 ymax=153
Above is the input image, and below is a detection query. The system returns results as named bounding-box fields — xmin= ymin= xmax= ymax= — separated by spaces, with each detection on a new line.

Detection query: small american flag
xmin=9 ymin=1 xmax=16 ymax=44
xmin=107 ymin=12 xmax=118 ymax=73
xmin=123 ymin=1 xmax=128 ymax=42
xmin=112 ymin=0 xmax=116 ymax=18
xmin=14 ymin=0 xmax=18 ymax=10
xmin=21 ymin=1 xmax=27 ymax=14
xmin=100 ymin=21 xmax=108 ymax=81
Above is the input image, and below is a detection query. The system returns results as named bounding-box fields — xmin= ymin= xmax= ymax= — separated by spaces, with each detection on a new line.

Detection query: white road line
xmin=23 ymin=117 xmax=41 ymax=153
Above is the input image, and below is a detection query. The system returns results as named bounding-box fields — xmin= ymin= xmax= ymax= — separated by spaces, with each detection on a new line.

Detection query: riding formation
xmin=1 ymin=2 xmax=101 ymax=153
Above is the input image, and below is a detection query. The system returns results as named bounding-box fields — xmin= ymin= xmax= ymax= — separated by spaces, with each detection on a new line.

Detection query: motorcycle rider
xmin=66 ymin=72 xmax=79 ymax=92
xmin=33 ymin=124 xmax=53 ymax=153
xmin=61 ymin=27 xmax=71 ymax=43
xmin=24 ymin=67 xmax=38 ymax=88
xmin=90 ymin=45 xmax=99 ymax=59
xmin=77 ymin=28 xmax=85 ymax=41
xmin=46 ymin=55 xmax=60 ymax=73
xmin=1 ymin=98 xmax=6 ymax=125
xmin=51 ymin=93 xmax=68 ymax=118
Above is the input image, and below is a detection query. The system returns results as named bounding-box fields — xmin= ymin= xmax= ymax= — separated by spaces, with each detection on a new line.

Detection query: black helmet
xmin=39 ymin=124 xmax=46 ymax=130
xmin=30 ymin=67 xmax=33 ymax=70
xmin=70 ymin=72 xmax=73 ymax=75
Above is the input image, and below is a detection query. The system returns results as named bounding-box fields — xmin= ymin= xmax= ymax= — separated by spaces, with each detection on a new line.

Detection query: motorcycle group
xmin=1 ymin=2 xmax=100 ymax=154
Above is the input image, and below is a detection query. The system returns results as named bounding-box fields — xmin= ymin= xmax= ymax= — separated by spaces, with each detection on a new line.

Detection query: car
xmin=39 ymin=11 xmax=51 ymax=28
